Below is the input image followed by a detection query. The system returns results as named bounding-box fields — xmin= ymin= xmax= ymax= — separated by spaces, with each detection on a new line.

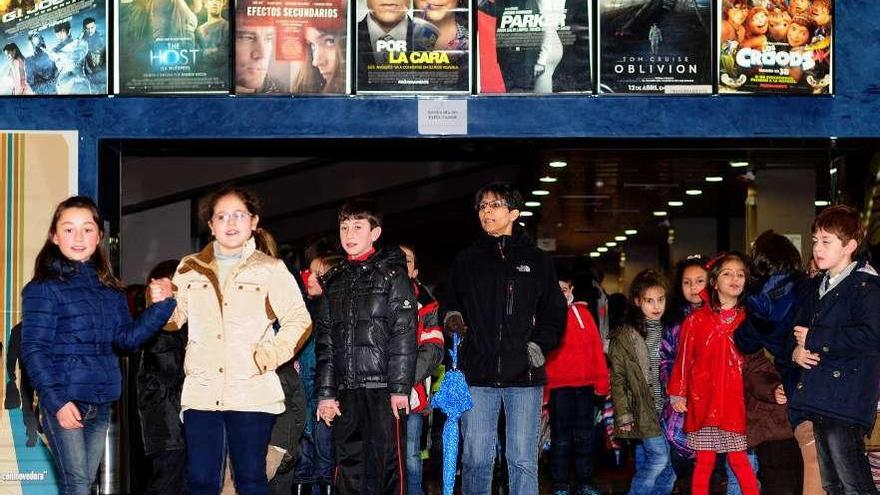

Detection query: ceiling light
xmin=730 ymin=161 xmax=749 ymax=168
xmin=615 ymin=236 xmax=627 ymax=241
xmin=814 ymin=200 xmax=830 ymax=207
xmin=685 ymin=189 xmax=703 ymax=196
xmin=524 ymin=201 xmax=541 ymax=207
xmin=549 ymin=161 xmax=567 ymax=168
xmin=589 ymin=252 xmax=600 ymax=258
xmin=519 ymin=211 xmax=534 ymax=217
xmin=539 ymin=176 xmax=557 ymax=183
xmin=531 ymin=190 xmax=550 ymax=196
xmin=668 ymin=200 xmax=684 ymax=207
xmin=625 ymin=229 xmax=638 ymax=235
xmin=518 ymin=222 xmax=525 ymax=227
xmin=653 ymin=210 xmax=668 ymax=217
xmin=605 ymin=241 xmax=617 ymax=247
xmin=705 ymin=176 xmax=724 ymax=183
xmin=597 ymin=247 xmax=609 ymax=253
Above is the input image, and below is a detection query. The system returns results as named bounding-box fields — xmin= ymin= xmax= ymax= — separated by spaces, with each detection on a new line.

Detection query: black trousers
xmin=548 ymin=386 xmax=597 ymax=490
xmin=755 ymin=438 xmax=803 ymax=495
xmin=333 ymin=388 xmax=407 ymax=495
xmin=144 ymin=449 xmax=187 ymax=495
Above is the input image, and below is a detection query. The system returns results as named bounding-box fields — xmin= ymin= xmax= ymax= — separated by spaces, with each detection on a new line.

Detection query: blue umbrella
xmin=431 ymin=334 xmax=473 ymax=495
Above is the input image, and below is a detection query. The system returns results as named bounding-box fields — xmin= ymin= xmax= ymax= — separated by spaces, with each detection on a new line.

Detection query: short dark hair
xmin=54 ymin=21 xmax=70 ymax=33
xmin=749 ymin=230 xmax=803 ymax=285
xmin=148 ymin=259 xmax=180 ymax=281
xmin=338 ymin=198 xmax=382 ymax=228
xmin=474 ymin=182 xmax=523 ymax=212
xmin=83 ymin=17 xmax=96 ymax=28
xmin=556 ymin=265 xmax=574 ymax=285
xmin=812 ymin=204 xmax=865 ymax=249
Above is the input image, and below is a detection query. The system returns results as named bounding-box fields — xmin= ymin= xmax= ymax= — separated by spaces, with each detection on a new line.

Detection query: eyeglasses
xmin=476 ymin=200 xmax=509 ymax=212
xmin=212 ymin=211 xmax=253 ymax=224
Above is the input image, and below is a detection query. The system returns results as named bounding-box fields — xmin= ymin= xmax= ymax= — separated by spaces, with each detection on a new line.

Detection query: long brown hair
xmin=199 ymin=186 xmax=277 ymax=256
xmin=32 ymin=196 xmax=123 ymax=290
xmin=706 ymin=252 xmax=748 ymax=311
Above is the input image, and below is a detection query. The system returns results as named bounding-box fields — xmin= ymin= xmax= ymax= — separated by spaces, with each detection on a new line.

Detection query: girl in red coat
xmin=668 ymin=252 xmax=759 ymax=495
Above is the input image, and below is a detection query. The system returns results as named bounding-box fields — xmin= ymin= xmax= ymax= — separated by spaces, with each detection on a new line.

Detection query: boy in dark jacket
xmin=789 ymin=205 xmax=880 ymax=495
xmin=315 ymin=199 xmax=417 ymax=495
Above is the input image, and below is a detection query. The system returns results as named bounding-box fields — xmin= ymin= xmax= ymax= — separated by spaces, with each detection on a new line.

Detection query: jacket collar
xmin=475 ymin=225 xmax=532 ymax=249
xmin=181 ymin=237 xmax=258 ymax=306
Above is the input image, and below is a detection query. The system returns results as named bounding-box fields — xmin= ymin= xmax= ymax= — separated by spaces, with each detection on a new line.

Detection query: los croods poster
xmin=355 ymin=0 xmax=471 ymax=93
xmin=597 ymin=0 xmax=712 ymax=95
xmin=235 ymin=0 xmax=349 ymax=94
xmin=718 ymin=0 xmax=832 ymax=95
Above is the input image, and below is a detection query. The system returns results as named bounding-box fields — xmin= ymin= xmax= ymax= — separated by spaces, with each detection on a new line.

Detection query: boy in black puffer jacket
xmin=315 ymin=199 xmax=417 ymax=495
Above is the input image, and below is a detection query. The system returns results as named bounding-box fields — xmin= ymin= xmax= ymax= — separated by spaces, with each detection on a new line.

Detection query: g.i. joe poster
xmin=718 ymin=0 xmax=832 ymax=94
xmin=116 ymin=0 xmax=230 ymax=93
xmin=597 ymin=0 xmax=712 ymax=94
xmin=235 ymin=0 xmax=349 ymax=94
xmin=355 ymin=0 xmax=470 ymax=94
xmin=477 ymin=0 xmax=591 ymax=94
xmin=0 ymin=0 xmax=107 ymax=94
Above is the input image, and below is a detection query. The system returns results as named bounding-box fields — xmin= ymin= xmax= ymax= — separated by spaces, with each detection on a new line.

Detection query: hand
xmin=774 ymin=384 xmax=787 ymax=405
xmin=253 ymin=345 xmax=276 ymax=374
xmin=57 ymin=402 xmax=83 ymax=429
xmin=390 ymin=395 xmax=409 ymax=420
xmin=148 ymin=277 xmax=173 ymax=304
xmin=618 ymin=423 xmax=633 ymax=433
xmin=527 ymin=342 xmax=545 ymax=368
xmin=793 ymin=345 xmax=821 ymax=369
xmin=671 ymin=396 xmax=687 ymax=413
xmin=794 ymin=325 xmax=809 ymax=347
xmin=316 ymin=399 xmax=341 ymax=426
xmin=444 ymin=312 xmax=466 ymax=336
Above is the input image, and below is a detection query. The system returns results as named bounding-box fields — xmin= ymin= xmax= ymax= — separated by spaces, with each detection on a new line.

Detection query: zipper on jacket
xmin=497 ymin=236 xmax=506 ymax=261
xmin=506 ymin=281 xmax=514 ymax=316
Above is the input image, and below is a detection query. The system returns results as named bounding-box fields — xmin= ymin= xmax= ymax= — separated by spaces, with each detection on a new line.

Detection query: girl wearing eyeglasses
xmin=160 ymin=186 xmax=312 ymax=495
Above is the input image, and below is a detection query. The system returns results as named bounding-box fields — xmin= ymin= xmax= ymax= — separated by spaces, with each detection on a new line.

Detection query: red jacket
xmin=668 ymin=304 xmax=747 ymax=435
xmin=545 ymin=301 xmax=610 ymax=400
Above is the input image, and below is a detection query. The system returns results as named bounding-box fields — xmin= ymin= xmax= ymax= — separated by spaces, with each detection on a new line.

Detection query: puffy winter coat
xmin=446 ymin=228 xmax=567 ymax=387
xmin=742 ymin=351 xmax=794 ymax=448
xmin=668 ymin=304 xmax=747 ymax=435
xmin=167 ymin=237 xmax=312 ymax=413
xmin=608 ymin=324 xmax=662 ymax=439
xmin=315 ymin=246 xmax=417 ymax=398
xmin=21 ymin=260 xmax=176 ymax=417
xmin=545 ymin=301 xmax=609 ymax=397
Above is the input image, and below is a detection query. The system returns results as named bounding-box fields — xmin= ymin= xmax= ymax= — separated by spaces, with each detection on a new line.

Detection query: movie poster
xmin=116 ymin=0 xmax=230 ymax=93
xmin=355 ymin=0 xmax=470 ymax=94
xmin=597 ymin=0 xmax=712 ymax=94
xmin=235 ymin=0 xmax=348 ymax=94
xmin=477 ymin=0 xmax=590 ymax=94
xmin=0 ymin=0 xmax=107 ymax=95
xmin=718 ymin=0 xmax=832 ymax=95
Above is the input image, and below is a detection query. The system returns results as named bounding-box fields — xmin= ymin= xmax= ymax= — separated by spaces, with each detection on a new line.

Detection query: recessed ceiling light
xmin=615 ymin=236 xmax=627 ymax=241
xmin=814 ymin=200 xmax=830 ymax=207
xmin=520 ymin=211 xmax=534 ymax=217
xmin=668 ymin=200 xmax=684 ymax=207
xmin=532 ymin=190 xmax=550 ymax=196
xmin=539 ymin=176 xmax=557 ymax=183
xmin=597 ymin=247 xmax=609 ymax=253
xmin=549 ymin=161 xmax=567 ymax=168
xmin=524 ymin=201 xmax=541 ymax=207
xmin=625 ymin=229 xmax=638 ymax=235
xmin=730 ymin=161 xmax=749 ymax=168
xmin=518 ymin=222 xmax=525 ymax=227
xmin=653 ymin=210 xmax=668 ymax=217
xmin=705 ymin=176 xmax=724 ymax=183
xmin=605 ymin=241 xmax=617 ymax=247
xmin=685 ymin=189 xmax=703 ymax=196
xmin=589 ymin=252 xmax=600 ymax=258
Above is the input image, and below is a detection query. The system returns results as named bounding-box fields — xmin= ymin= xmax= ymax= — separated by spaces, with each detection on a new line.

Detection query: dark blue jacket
xmin=21 ymin=261 xmax=176 ymax=417
xmin=788 ymin=261 xmax=880 ymax=430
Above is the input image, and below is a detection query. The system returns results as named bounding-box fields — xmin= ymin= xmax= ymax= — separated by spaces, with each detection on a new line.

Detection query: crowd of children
xmin=17 ymin=184 xmax=880 ymax=495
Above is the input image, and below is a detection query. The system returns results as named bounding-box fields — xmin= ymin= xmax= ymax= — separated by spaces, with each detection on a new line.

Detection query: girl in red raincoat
xmin=668 ymin=252 xmax=759 ymax=495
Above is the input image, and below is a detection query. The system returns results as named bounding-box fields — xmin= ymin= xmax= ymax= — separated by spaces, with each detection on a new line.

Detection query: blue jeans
xmin=184 ymin=410 xmax=276 ymax=495
xmin=812 ymin=415 xmax=878 ymax=495
xmin=461 ymin=386 xmax=542 ymax=495
xmin=725 ymin=451 xmax=759 ymax=495
xmin=42 ymin=401 xmax=111 ymax=495
xmin=407 ymin=413 xmax=424 ymax=495
xmin=628 ymin=435 xmax=676 ymax=495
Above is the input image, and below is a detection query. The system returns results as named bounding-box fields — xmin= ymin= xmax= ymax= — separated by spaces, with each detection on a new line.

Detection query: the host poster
xmin=597 ymin=0 xmax=712 ymax=94
xmin=1 ymin=0 xmax=107 ymax=95
xmin=478 ymin=0 xmax=590 ymax=94
xmin=117 ymin=0 xmax=230 ymax=93
xmin=355 ymin=0 xmax=470 ymax=94
xmin=235 ymin=0 xmax=348 ymax=94
xmin=719 ymin=0 xmax=832 ymax=94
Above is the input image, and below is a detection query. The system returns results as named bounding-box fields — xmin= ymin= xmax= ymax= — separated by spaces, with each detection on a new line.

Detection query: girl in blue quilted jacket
xmin=21 ymin=196 xmax=176 ymax=495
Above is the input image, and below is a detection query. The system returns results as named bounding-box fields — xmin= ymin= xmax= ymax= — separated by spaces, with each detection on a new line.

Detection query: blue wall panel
xmin=0 ymin=0 xmax=876 ymax=197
